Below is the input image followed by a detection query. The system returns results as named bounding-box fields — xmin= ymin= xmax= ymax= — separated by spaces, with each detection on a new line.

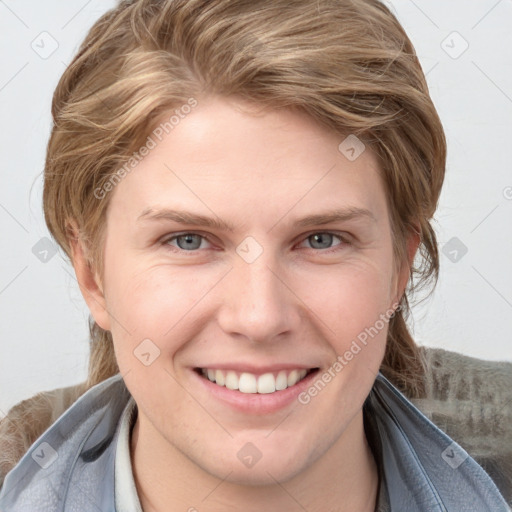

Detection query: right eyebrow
xmin=137 ymin=208 xmax=236 ymax=232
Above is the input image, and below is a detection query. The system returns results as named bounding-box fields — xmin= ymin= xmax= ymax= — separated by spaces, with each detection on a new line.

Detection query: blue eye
xmin=304 ymin=231 xmax=350 ymax=253
xmin=164 ymin=233 xmax=209 ymax=251
xmin=305 ymin=232 xmax=341 ymax=250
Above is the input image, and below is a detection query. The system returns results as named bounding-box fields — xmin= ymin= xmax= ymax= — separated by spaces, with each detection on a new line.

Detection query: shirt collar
xmin=114 ymin=397 xmax=142 ymax=511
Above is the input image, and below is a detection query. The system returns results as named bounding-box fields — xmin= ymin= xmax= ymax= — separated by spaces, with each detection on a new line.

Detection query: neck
xmin=130 ymin=410 xmax=379 ymax=512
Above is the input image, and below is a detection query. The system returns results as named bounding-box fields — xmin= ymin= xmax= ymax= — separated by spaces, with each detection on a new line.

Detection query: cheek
xmin=104 ymin=262 xmax=217 ymax=359
xmin=295 ymin=258 xmax=395 ymax=344
xmin=295 ymin=261 xmax=394 ymax=414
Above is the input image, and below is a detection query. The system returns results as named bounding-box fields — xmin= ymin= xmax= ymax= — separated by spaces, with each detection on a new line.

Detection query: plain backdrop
xmin=0 ymin=0 xmax=511 ymax=414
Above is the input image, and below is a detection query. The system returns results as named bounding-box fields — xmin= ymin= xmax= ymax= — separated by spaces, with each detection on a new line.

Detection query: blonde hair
xmin=44 ymin=0 xmax=445 ymax=395
xmin=2 ymin=0 xmax=446 ymax=480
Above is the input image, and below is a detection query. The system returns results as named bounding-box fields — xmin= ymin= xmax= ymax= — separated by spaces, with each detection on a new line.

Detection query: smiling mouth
xmin=194 ymin=367 xmax=319 ymax=394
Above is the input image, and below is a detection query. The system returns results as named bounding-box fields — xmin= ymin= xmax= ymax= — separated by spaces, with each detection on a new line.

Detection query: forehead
xmin=107 ymin=95 xmax=389 ymax=229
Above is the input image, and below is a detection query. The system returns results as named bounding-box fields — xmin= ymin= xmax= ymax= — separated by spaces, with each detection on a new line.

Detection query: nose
xmin=216 ymin=248 xmax=300 ymax=344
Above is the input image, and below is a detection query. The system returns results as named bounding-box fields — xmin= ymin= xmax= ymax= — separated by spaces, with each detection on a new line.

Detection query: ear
xmin=67 ymin=220 xmax=111 ymax=331
xmin=394 ymin=223 xmax=421 ymax=303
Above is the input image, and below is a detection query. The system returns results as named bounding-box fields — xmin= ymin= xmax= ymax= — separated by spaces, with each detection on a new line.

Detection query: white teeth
xmin=257 ymin=373 xmax=276 ymax=394
xmin=287 ymin=369 xmax=300 ymax=387
xmin=275 ymin=370 xmax=288 ymax=391
xmin=239 ymin=373 xmax=258 ymax=393
xmin=215 ymin=369 xmax=225 ymax=386
xmin=200 ymin=368 xmax=311 ymax=394
xmin=225 ymin=371 xmax=239 ymax=390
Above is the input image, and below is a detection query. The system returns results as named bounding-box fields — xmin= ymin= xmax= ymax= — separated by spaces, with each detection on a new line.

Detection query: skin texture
xmin=71 ymin=95 xmax=418 ymax=512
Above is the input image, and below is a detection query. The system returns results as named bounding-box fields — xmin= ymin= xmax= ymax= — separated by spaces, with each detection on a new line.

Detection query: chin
xmin=197 ymin=442 xmax=313 ymax=487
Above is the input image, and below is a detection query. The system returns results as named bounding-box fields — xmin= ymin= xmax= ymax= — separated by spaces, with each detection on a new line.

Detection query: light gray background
xmin=1 ymin=0 xmax=511 ymax=414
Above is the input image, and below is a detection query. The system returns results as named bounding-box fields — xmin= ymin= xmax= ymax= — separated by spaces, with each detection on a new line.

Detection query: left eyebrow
xmin=293 ymin=207 xmax=377 ymax=227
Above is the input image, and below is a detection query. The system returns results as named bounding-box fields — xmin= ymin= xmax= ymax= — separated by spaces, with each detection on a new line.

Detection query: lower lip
xmin=192 ymin=368 xmax=320 ymax=415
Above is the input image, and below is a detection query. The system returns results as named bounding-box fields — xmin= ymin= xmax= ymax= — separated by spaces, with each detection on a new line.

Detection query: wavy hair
xmin=42 ymin=0 xmax=445 ymax=398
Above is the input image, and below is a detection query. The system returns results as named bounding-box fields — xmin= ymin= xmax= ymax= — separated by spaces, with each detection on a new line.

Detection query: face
xmin=79 ymin=95 xmax=411 ymax=485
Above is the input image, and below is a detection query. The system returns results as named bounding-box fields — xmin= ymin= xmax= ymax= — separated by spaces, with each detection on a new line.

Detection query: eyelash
xmin=160 ymin=231 xmax=352 ymax=255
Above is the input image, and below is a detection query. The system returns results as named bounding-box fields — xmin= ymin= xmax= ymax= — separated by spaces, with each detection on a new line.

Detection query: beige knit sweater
xmin=1 ymin=347 xmax=511 ymax=503
xmin=412 ymin=347 xmax=512 ymax=503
